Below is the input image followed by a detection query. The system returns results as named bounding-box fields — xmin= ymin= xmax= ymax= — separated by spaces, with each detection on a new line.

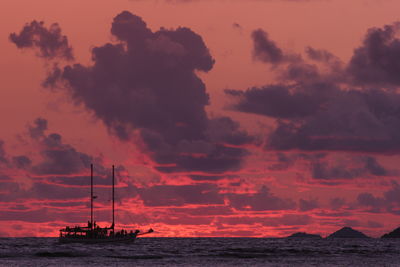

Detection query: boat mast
xmin=112 ymin=165 xmax=115 ymax=229
xmin=90 ymin=163 xmax=94 ymax=230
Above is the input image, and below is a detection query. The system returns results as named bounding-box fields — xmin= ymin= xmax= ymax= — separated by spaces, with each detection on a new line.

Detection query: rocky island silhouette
xmin=327 ymin=227 xmax=369 ymax=238
xmin=285 ymin=226 xmax=400 ymax=239
xmin=381 ymin=227 xmax=400 ymax=238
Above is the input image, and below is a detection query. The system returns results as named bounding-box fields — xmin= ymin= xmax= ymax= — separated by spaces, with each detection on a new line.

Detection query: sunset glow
xmin=2 ymin=0 xmax=400 ymax=238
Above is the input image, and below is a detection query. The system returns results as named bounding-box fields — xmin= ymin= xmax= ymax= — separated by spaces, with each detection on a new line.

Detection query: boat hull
xmin=59 ymin=236 xmax=136 ymax=244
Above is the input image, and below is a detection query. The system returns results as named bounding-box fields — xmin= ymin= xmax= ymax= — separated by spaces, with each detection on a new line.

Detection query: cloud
xmin=0 ymin=140 xmax=8 ymax=164
xmin=225 ymin=84 xmax=325 ymax=119
xmin=137 ymin=183 xmax=298 ymax=213
xmin=364 ymin=156 xmax=387 ymax=176
xmin=227 ymin=185 xmax=296 ymax=211
xmin=138 ymin=183 xmax=224 ymax=207
xmin=267 ymin=89 xmax=400 ymax=152
xmin=31 ymin=132 xmax=92 ymax=175
xmin=252 ymin=29 xmax=301 ymax=66
xmin=227 ymin=24 xmax=400 ymax=154
xmin=252 ymin=29 xmax=285 ymax=64
xmin=9 ymin=21 xmax=73 ymax=60
xmin=311 ymin=156 xmax=388 ymax=181
xmin=0 ymin=118 xmax=136 ymax=205
xmin=28 ymin=118 xmax=48 ymax=139
xmin=312 ymin=160 xmax=362 ymax=181
xmin=306 ymin=47 xmax=338 ymax=63
xmin=330 ymin=197 xmax=347 ymax=210
xmin=356 ymin=181 xmax=400 ymax=214
xmin=24 ymin=118 xmax=94 ymax=175
xmin=356 ymin=192 xmax=384 ymax=213
xmin=12 ymin=156 xmax=31 ymax=169
xmin=230 ymin=84 xmax=400 ymax=153
xmin=348 ymin=22 xmax=400 ymax=86
xmin=218 ymin=214 xmax=312 ymax=227
xmin=188 ymin=174 xmax=239 ymax=181
xmin=298 ymin=198 xmax=319 ymax=211
xmin=0 ymin=208 xmax=85 ymax=223
xmin=0 ymin=180 xmax=83 ymax=202
xmin=170 ymin=205 xmax=233 ymax=216
xmin=15 ymin=11 xmax=252 ymax=174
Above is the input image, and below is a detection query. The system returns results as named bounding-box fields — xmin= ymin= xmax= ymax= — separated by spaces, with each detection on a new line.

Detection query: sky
xmin=1 ymin=0 xmax=400 ymax=237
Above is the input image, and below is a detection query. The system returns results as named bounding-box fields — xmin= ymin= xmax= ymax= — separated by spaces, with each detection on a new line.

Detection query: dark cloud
xmin=137 ymin=183 xmax=308 ymax=214
xmin=266 ymin=214 xmax=312 ymax=226
xmin=364 ymin=156 xmax=387 ymax=176
xmin=225 ymin=83 xmax=328 ymax=119
xmin=299 ymin=198 xmax=319 ymax=211
xmin=252 ymin=29 xmax=285 ymax=64
xmin=48 ymin=175 xmax=111 ymax=186
xmin=348 ymin=22 xmax=400 ymax=86
xmin=22 ymin=118 xmax=112 ymax=177
xmin=0 ymin=207 xmax=87 ymax=224
xmin=0 ymin=174 xmax=135 ymax=212
xmin=138 ymin=183 xmax=224 ymax=207
xmin=252 ymin=28 xmax=301 ymax=66
xmin=188 ymin=174 xmax=239 ymax=181
xmin=32 ymin=132 xmax=92 ymax=176
xmin=267 ymin=89 xmax=400 ymax=152
xmin=315 ymin=211 xmax=352 ymax=217
xmin=305 ymin=47 xmax=343 ymax=73
xmin=0 ymin=118 xmax=133 ymax=203
xmin=12 ymin=156 xmax=31 ymax=169
xmin=0 ymin=178 xmax=83 ymax=202
xmin=28 ymin=117 xmax=48 ymax=139
xmin=330 ymin=197 xmax=346 ymax=210
xmin=281 ymin=62 xmax=322 ymax=83
xmin=227 ymin=185 xmax=296 ymax=211
xmin=188 ymin=175 xmax=225 ymax=181
xmin=356 ymin=181 xmax=400 ymax=214
xmin=28 ymin=182 xmax=89 ymax=201
xmin=267 ymin=152 xmax=325 ymax=172
xmin=10 ymin=21 xmax=73 ymax=60
xmin=0 ymin=173 xmax=136 ymax=205
xmin=170 ymin=205 xmax=233 ymax=216
xmin=267 ymin=152 xmax=294 ymax=171
xmin=229 ymin=73 xmax=400 ymax=153
xmin=356 ymin=192 xmax=384 ymax=213
xmin=218 ymin=214 xmax=312 ymax=227
xmin=45 ymin=201 xmax=86 ymax=208
xmin=312 ymin=161 xmax=362 ymax=180
xmin=228 ymin=26 xmax=400 ymax=154
xmin=0 ymin=170 xmax=116 ymax=203
xmin=125 ymin=182 xmax=298 ymax=213
xmin=306 ymin=47 xmax=336 ymax=62
xmin=0 ymin=140 xmax=8 ymax=164
xmin=310 ymin=156 xmax=388 ymax=181
xmin=206 ymin=117 xmax=253 ymax=145
xmin=25 ymin=11 xmax=251 ymax=174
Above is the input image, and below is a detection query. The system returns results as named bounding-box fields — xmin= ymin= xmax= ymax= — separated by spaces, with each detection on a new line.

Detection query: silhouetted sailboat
xmin=59 ymin=164 xmax=153 ymax=243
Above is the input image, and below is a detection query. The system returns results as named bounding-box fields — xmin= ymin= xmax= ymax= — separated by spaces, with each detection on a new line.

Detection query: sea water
xmin=1 ymin=237 xmax=400 ymax=266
